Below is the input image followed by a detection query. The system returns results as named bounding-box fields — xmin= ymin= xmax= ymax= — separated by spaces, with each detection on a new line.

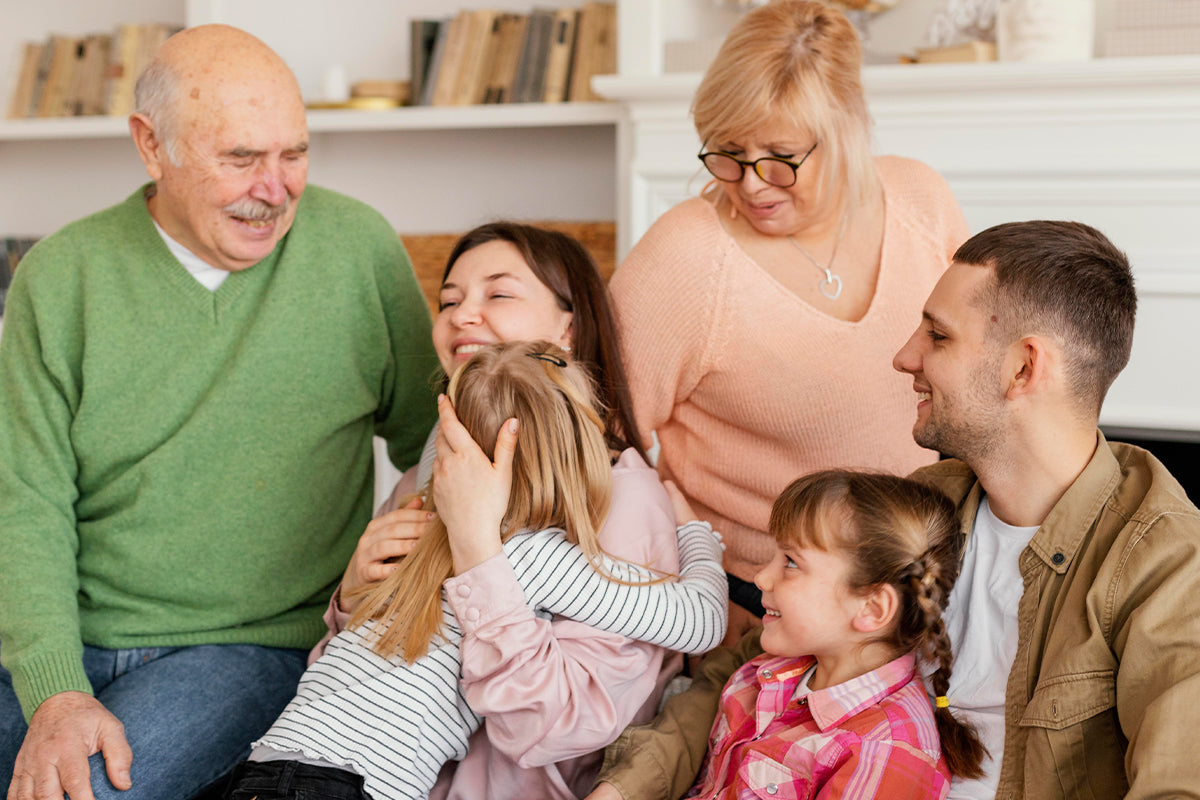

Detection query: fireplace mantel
xmin=596 ymin=55 xmax=1200 ymax=433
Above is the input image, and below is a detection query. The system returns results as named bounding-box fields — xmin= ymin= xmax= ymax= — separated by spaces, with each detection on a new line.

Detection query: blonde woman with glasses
xmin=611 ymin=0 xmax=969 ymax=647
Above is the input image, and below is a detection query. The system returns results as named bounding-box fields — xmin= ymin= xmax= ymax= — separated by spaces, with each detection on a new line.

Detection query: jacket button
xmin=1052 ymin=552 xmax=1066 ymax=565
xmin=766 ymin=784 xmax=779 ymax=795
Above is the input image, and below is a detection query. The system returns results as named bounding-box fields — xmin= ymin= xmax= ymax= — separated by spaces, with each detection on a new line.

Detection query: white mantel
xmin=596 ymin=55 xmax=1200 ymax=434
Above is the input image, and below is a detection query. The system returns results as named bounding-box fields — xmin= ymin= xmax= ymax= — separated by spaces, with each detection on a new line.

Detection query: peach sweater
xmin=610 ymin=156 xmax=969 ymax=580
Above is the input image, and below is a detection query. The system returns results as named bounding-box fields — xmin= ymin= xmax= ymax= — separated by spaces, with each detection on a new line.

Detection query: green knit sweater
xmin=0 ymin=185 xmax=438 ymax=719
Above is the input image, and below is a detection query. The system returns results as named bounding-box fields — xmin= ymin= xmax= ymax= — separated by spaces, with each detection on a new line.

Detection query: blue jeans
xmin=0 ymin=643 xmax=308 ymax=800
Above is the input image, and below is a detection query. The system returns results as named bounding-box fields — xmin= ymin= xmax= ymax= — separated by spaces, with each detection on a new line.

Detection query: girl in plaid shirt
xmin=689 ymin=471 xmax=985 ymax=799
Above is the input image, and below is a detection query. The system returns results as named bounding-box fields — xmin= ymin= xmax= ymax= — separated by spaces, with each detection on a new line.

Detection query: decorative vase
xmin=995 ymin=0 xmax=1094 ymax=61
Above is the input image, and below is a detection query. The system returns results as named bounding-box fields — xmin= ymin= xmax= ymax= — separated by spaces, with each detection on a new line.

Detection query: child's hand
xmin=433 ymin=394 xmax=519 ymax=574
xmin=339 ymin=496 xmax=434 ymax=611
xmin=664 ymin=479 xmax=700 ymax=526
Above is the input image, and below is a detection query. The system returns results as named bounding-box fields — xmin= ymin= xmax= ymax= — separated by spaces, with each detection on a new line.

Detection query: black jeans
xmin=222 ymin=760 xmax=369 ymax=800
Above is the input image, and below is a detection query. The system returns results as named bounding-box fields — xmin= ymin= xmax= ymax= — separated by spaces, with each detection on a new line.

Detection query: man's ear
xmin=852 ymin=583 xmax=899 ymax=635
xmin=129 ymin=113 xmax=166 ymax=181
xmin=1005 ymin=336 xmax=1057 ymax=401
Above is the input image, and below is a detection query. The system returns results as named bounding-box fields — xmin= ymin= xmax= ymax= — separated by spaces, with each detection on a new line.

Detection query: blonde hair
xmin=348 ymin=341 xmax=615 ymax=662
xmin=770 ymin=470 xmax=986 ymax=779
xmin=692 ymin=0 xmax=878 ymax=211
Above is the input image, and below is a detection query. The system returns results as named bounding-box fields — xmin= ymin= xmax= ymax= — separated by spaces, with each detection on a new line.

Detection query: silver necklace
xmin=787 ymin=216 xmax=846 ymax=300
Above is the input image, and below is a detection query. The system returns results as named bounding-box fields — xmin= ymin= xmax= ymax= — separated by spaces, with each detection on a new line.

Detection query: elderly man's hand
xmin=7 ymin=692 xmax=131 ymax=800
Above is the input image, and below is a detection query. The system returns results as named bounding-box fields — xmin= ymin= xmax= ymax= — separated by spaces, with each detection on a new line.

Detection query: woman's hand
xmin=432 ymin=394 xmax=519 ymax=575
xmin=339 ymin=496 xmax=434 ymax=612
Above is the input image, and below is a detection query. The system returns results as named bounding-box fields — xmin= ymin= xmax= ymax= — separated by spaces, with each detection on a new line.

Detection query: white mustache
xmin=225 ymin=198 xmax=289 ymax=221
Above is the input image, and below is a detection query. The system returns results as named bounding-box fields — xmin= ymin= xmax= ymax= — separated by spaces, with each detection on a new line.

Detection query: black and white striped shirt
xmin=254 ymin=521 xmax=726 ymax=800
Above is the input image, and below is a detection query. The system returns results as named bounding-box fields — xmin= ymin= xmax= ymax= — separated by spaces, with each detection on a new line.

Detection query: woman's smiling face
xmin=432 ymin=240 xmax=574 ymax=376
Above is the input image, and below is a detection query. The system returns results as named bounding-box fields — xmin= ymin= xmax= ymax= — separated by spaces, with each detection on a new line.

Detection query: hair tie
xmin=526 ymin=352 xmax=567 ymax=367
xmin=935 ymin=696 xmax=950 ymax=708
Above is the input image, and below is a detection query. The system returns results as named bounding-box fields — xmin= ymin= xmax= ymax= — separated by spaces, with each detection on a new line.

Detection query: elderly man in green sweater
xmin=0 ymin=25 xmax=437 ymax=800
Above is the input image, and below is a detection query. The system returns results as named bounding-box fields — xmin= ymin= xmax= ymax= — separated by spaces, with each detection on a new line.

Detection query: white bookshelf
xmin=0 ymin=0 xmax=623 ymax=238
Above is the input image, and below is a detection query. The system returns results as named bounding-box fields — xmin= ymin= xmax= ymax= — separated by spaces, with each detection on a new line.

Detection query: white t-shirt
xmin=941 ymin=495 xmax=1039 ymax=800
xmin=153 ymin=221 xmax=229 ymax=291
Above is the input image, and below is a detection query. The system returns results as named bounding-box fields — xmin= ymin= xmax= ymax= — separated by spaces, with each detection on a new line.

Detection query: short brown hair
xmin=692 ymin=0 xmax=877 ymax=209
xmin=956 ymin=221 xmax=1136 ymax=414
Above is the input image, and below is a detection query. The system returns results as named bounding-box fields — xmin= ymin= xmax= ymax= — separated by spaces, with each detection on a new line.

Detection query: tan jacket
xmin=597 ymin=434 xmax=1200 ymax=799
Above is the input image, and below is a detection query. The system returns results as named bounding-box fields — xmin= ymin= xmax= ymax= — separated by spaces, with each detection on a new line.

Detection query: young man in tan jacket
xmin=591 ymin=220 xmax=1200 ymax=800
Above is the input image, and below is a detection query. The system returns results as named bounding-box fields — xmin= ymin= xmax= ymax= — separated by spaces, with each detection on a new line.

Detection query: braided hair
xmin=769 ymin=470 xmax=986 ymax=779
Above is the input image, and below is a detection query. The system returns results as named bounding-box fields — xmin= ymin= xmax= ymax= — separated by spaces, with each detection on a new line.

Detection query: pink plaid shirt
xmin=688 ymin=651 xmax=950 ymax=800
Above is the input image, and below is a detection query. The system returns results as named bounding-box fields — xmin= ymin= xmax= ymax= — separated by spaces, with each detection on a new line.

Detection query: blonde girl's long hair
xmin=770 ymin=470 xmax=987 ymax=779
xmin=347 ymin=341 xmax=614 ymax=663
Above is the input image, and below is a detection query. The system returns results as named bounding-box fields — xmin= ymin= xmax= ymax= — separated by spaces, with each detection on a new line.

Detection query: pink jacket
xmin=316 ymin=448 xmax=682 ymax=799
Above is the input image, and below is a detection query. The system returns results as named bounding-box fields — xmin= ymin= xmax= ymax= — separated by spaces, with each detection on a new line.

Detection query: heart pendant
xmin=819 ymin=274 xmax=842 ymax=300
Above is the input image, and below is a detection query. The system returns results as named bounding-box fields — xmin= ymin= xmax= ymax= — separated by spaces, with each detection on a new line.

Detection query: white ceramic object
xmin=996 ymin=0 xmax=1094 ymax=61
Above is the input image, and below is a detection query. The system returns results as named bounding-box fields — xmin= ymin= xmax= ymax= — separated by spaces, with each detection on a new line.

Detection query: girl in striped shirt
xmin=223 ymin=342 xmax=727 ymax=800
xmin=688 ymin=471 xmax=985 ymax=799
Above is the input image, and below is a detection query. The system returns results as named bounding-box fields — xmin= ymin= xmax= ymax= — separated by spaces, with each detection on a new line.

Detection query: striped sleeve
xmin=502 ymin=521 xmax=728 ymax=654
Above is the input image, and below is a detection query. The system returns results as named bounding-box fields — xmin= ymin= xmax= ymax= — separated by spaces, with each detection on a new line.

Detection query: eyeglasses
xmin=697 ymin=142 xmax=818 ymax=188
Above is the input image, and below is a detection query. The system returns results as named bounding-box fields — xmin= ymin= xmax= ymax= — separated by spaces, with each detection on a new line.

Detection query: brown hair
xmin=692 ymin=0 xmax=878 ymax=211
xmin=770 ymin=470 xmax=986 ymax=779
xmin=349 ymin=341 xmax=615 ymax=662
xmin=955 ymin=220 xmax=1136 ymax=415
xmin=443 ymin=222 xmax=647 ymax=461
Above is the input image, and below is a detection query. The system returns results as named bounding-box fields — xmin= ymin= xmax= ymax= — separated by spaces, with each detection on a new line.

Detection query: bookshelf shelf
xmin=0 ymin=115 xmax=129 ymax=141
xmin=0 ymin=102 xmax=623 ymax=142
xmin=304 ymin=101 xmax=622 ymax=133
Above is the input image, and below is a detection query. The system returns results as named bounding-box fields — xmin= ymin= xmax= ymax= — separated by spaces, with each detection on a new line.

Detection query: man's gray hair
xmin=134 ymin=58 xmax=181 ymax=166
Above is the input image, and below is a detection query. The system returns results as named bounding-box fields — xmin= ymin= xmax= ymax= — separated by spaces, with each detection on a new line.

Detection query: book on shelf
xmin=36 ymin=36 xmax=81 ymax=118
xmin=542 ymin=8 xmax=579 ymax=103
xmin=486 ymin=13 xmax=530 ymax=103
xmin=7 ymin=42 xmax=44 ymax=119
xmin=4 ymin=23 xmax=179 ymax=119
xmin=68 ymin=34 xmax=113 ymax=116
xmin=105 ymin=23 xmax=142 ymax=116
xmin=568 ymin=2 xmax=617 ymax=102
xmin=469 ymin=12 xmax=507 ymax=104
xmin=454 ymin=9 xmax=501 ymax=106
xmin=430 ymin=11 xmax=471 ymax=106
xmin=513 ymin=8 xmax=555 ymax=103
xmin=410 ymin=4 xmax=615 ymax=107
xmin=419 ymin=20 xmax=451 ymax=106
xmin=409 ymin=19 xmax=441 ymax=107
xmin=915 ymin=40 xmax=997 ymax=63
